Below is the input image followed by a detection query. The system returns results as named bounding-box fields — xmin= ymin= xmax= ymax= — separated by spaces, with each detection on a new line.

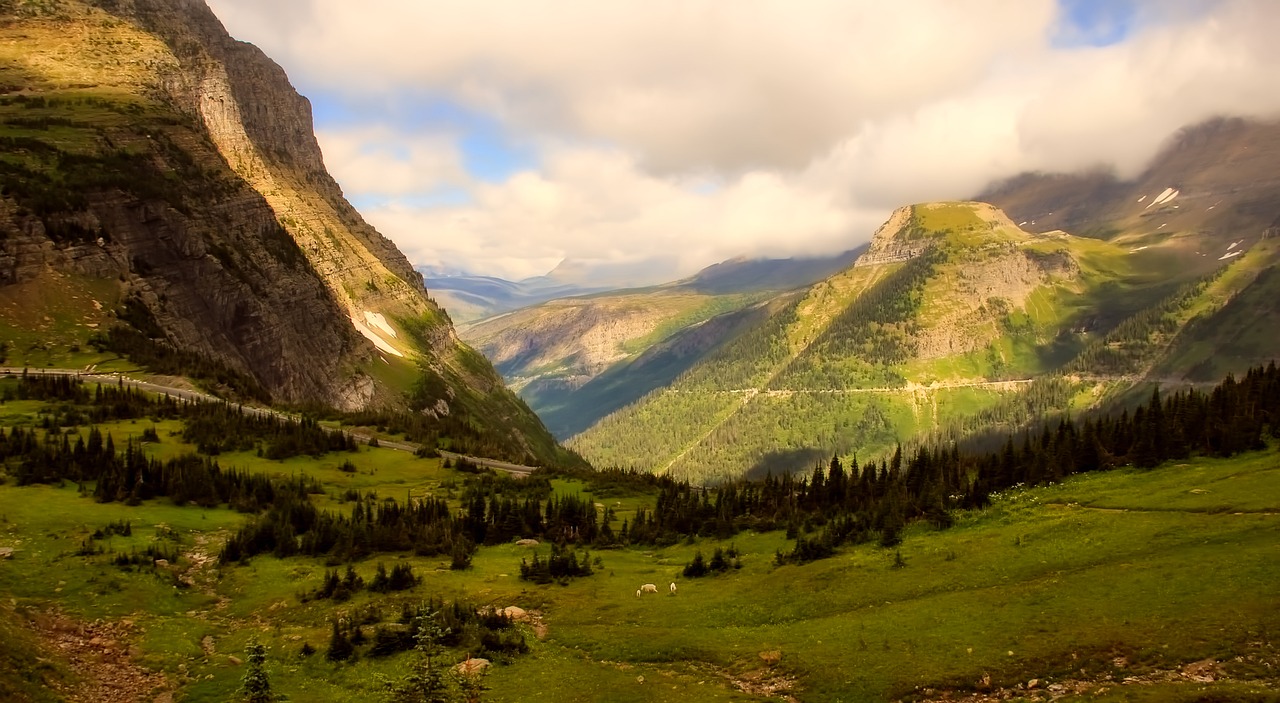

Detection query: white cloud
xmin=315 ymin=125 xmax=470 ymax=196
xmin=205 ymin=0 xmax=1280 ymax=283
xmin=366 ymin=146 xmax=860 ymax=281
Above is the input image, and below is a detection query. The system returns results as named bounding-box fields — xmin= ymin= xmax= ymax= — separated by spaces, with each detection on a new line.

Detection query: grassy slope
xmin=1152 ymin=240 xmax=1280 ymax=381
xmin=1 ymin=384 xmax=1278 ymax=700
xmin=571 ymin=203 xmax=1211 ymax=482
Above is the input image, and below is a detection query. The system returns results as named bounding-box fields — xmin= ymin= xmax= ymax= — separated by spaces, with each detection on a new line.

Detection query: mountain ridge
xmin=568 ymin=195 xmax=1279 ymax=482
xmin=460 ymin=249 xmax=865 ymax=437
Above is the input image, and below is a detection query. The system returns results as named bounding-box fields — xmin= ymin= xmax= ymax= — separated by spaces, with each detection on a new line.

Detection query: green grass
xmin=3 ymin=397 xmax=1280 ymax=701
xmin=617 ymin=293 xmax=763 ymax=356
xmin=0 ymin=272 xmax=123 ymax=369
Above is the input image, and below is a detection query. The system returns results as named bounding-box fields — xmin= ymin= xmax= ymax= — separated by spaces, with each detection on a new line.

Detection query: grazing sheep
xmin=670 ymin=582 xmax=677 ymax=594
xmin=640 ymin=583 xmax=658 ymax=594
xmin=635 ymin=589 xmax=641 ymax=598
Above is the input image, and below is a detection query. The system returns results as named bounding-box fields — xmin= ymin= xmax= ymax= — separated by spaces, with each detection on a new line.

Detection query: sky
xmin=204 ymin=0 xmax=1280 ymax=285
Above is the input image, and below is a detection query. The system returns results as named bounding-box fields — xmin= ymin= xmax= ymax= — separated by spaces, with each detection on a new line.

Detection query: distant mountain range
xmin=423 ymin=248 xmax=863 ymax=323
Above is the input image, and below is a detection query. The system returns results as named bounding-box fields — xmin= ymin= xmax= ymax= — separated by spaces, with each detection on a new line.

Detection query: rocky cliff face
xmin=0 ymin=0 xmax=563 ymax=462
xmin=853 ymin=205 xmax=926 ymax=267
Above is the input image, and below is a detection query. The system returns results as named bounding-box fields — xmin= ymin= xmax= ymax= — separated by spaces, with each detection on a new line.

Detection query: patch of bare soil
xmin=31 ymin=609 xmax=171 ymax=703
xmin=184 ymin=532 xmax=228 ymax=609
xmin=906 ymin=649 xmax=1280 ymax=702
xmin=527 ymin=609 xmax=549 ymax=640
xmin=688 ymin=653 xmax=800 ymax=703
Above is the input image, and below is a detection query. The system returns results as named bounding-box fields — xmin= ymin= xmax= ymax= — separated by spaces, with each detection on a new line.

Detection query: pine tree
xmin=326 ymin=621 xmax=353 ymax=662
xmin=238 ymin=638 xmax=280 ymax=702
xmin=386 ymin=609 xmax=455 ymax=703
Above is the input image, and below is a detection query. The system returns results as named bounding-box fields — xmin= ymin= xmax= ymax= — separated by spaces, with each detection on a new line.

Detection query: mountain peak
xmin=856 ymin=201 xmax=1025 ymax=267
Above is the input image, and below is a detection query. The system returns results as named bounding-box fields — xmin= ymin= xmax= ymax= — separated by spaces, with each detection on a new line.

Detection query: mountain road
xmin=0 ymin=367 xmax=536 ymax=477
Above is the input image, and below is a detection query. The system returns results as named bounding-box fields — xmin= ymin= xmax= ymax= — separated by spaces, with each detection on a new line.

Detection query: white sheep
xmin=670 ymin=582 xmax=677 ymax=594
xmin=640 ymin=583 xmax=658 ymax=594
xmin=635 ymin=589 xmax=641 ymax=598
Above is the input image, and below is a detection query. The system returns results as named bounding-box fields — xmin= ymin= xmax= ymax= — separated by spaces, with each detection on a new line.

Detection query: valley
xmin=0 ymin=1 xmax=1277 ymax=701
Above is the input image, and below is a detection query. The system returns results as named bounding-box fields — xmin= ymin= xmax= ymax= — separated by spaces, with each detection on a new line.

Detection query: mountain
xmin=980 ymin=116 xmax=1280 ymax=243
xmin=460 ymin=250 xmax=864 ymax=438
xmin=0 ymin=0 xmax=568 ymax=465
xmin=420 ymin=270 xmax=608 ymax=323
xmin=425 ymin=250 xmax=865 ymax=323
xmin=569 ymin=197 xmax=1279 ymax=483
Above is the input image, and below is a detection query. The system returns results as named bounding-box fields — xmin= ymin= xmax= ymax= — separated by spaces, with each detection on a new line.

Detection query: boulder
xmin=502 ymin=606 xmax=529 ymax=622
xmin=454 ymin=658 xmax=490 ymax=676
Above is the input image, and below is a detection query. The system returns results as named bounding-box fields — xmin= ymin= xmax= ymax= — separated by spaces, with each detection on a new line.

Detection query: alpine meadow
xmin=1 ymin=1 xmax=1279 ymax=702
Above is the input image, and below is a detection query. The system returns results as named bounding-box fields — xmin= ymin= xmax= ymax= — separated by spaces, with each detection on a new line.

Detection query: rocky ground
xmin=32 ymin=609 xmax=172 ymax=703
xmin=907 ymin=648 xmax=1280 ymax=702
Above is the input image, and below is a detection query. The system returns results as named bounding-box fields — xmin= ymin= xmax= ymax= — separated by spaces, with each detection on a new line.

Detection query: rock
xmin=154 ymin=559 xmax=168 ymax=568
xmin=454 ymin=658 xmax=490 ymax=676
xmin=1027 ymin=678 xmax=1040 ymax=689
xmin=228 ymin=655 xmax=242 ymax=666
xmin=758 ymin=650 xmax=782 ymax=666
xmin=502 ymin=606 xmax=529 ymax=622
xmin=0 ymin=547 xmax=13 ymax=559
xmin=1183 ymin=658 xmax=1218 ymax=682
xmin=515 ymin=539 xmax=539 ymax=547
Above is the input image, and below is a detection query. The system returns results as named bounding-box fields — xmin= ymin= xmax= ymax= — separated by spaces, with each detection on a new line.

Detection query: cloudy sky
xmin=205 ymin=0 xmax=1280 ymax=284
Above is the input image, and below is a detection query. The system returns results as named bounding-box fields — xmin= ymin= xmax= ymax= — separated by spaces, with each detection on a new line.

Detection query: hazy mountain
xmin=980 ymin=116 xmax=1280 ymax=243
xmin=420 ymin=270 xmax=609 ymax=323
xmin=0 ymin=0 xmax=568 ymax=465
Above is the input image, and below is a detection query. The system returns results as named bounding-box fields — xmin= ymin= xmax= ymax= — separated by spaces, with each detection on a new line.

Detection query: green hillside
xmin=1 ymin=372 xmax=1277 ymax=701
xmin=570 ymin=202 xmax=1277 ymax=483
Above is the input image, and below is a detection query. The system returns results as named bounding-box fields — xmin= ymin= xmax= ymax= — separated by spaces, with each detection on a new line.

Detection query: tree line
xmin=609 ymin=362 xmax=1280 ymax=562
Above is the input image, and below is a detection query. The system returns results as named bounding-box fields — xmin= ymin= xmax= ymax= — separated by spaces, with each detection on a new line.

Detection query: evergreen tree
xmin=386 ymin=610 xmax=455 ymax=703
xmin=326 ymin=621 xmax=354 ymax=662
xmin=238 ymin=638 xmax=281 ymax=702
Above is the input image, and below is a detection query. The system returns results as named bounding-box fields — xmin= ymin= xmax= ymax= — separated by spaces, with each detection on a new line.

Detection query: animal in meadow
xmin=670 ymin=582 xmax=677 ymax=594
xmin=640 ymin=583 xmax=658 ymax=594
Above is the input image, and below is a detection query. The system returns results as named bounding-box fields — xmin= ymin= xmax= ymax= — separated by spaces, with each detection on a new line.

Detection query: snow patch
xmin=1219 ymin=250 xmax=1243 ymax=261
xmin=1137 ymin=195 xmax=1147 ymax=203
xmin=1145 ymin=187 xmax=1179 ymax=209
xmin=1228 ymin=241 xmax=1241 ymax=251
xmin=350 ymin=316 xmax=404 ymax=357
xmin=364 ymin=311 xmax=398 ymax=338
xmin=1018 ymin=221 xmax=1028 ymax=227
xmin=1129 ymin=246 xmax=1150 ymax=253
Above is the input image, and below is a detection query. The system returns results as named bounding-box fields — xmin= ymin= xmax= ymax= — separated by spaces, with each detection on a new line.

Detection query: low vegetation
xmin=0 ymin=369 xmax=1277 ymax=700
